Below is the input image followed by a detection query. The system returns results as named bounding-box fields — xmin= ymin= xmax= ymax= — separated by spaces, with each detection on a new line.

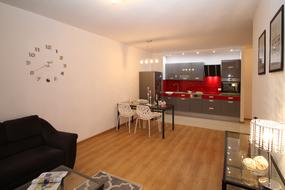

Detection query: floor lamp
xmin=250 ymin=119 xmax=285 ymax=190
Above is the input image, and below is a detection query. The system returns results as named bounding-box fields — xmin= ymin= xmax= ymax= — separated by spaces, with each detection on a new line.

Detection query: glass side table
xmin=222 ymin=131 xmax=285 ymax=190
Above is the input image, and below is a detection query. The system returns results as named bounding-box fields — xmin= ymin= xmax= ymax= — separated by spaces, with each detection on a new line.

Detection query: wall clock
xmin=26 ymin=44 xmax=67 ymax=83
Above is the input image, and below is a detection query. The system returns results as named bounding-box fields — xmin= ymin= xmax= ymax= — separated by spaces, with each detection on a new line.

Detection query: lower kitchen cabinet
xmin=221 ymin=100 xmax=240 ymax=117
xmin=175 ymin=97 xmax=190 ymax=112
xmin=189 ymin=99 xmax=203 ymax=113
xmin=202 ymin=99 xmax=222 ymax=115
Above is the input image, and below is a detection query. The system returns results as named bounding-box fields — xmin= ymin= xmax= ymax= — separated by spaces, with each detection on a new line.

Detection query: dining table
xmin=117 ymin=102 xmax=175 ymax=139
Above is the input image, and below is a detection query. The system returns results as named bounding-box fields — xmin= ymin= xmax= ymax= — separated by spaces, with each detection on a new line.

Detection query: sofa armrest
xmin=44 ymin=131 xmax=78 ymax=168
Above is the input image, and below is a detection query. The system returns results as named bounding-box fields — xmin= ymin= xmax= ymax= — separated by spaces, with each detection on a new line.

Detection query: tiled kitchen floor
xmin=165 ymin=114 xmax=250 ymax=134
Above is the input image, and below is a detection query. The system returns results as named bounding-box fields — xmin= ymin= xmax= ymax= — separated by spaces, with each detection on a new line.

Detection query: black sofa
xmin=0 ymin=115 xmax=78 ymax=190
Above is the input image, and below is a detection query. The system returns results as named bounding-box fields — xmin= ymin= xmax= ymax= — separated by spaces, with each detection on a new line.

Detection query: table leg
xmin=162 ymin=111 xmax=165 ymax=139
xmin=132 ymin=116 xmax=134 ymax=122
xmin=117 ymin=110 xmax=120 ymax=130
xmin=172 ymin=106 xmax=174 ymax=131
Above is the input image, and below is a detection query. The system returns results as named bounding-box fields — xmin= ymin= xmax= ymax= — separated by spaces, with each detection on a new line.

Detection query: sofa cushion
xmin=0 ymin=146 xmax=65 ymax=189
xmin=3 ymin=115 xmax=42 ymax=141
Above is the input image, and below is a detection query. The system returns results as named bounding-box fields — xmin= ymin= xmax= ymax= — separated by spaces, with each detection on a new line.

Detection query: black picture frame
xmin=258 ymin=30 xmax=266 ymax=75
xmin=269 ymin=5 xmax=284 ymax=72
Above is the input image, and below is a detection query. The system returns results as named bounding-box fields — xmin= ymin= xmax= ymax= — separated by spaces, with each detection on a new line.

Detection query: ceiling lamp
xmin=139 ymin=40 xmax=159 ymax=64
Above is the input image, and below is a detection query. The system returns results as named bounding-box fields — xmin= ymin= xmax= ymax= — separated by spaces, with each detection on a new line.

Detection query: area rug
xmin=75 ymin=171 xmax=143 ymax=190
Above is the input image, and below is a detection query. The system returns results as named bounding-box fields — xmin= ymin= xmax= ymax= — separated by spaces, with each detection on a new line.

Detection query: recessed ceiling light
xmin=196 ymin=51 xmax=200 ymax=55
xmin=212 ymin=50 xmax=216 ymax=54
xmin=230 ymin=49 xmax=234 ymax=52
xmin=182 ymin=52 xmax=185 ymax=55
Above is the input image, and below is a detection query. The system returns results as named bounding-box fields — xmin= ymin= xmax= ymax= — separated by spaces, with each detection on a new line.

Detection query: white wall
xmin=242 ymin=48 xmax=253 ymax=119
xmin=0 ymin=2 xmax=149 ymax=141
xmin=252 ymin=0 xmax=285 ymax=122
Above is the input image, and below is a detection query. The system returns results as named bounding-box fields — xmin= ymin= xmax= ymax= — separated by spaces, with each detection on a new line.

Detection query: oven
xmin=221 ymin=81 xmax=240 ymax=93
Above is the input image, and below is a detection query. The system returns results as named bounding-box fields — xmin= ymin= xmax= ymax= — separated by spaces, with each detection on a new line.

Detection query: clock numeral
xmin=29 ymin=52 xmax=36 ymax=57
xmin=45 ymin=45 xmax=52 ymax=50
xmin=63 ymin=64 xmax=67 ymax=68
xmin=56 ymin=49 xmax=58 ymax=54
xmin=46 ymin=78 xmax=51 ymax=83
xmin=26 ymin=61 xmax=31 ymax=65
xmin=54 ymin=77 xmax=58 ymax=81
xmin=35 ymin=47 xmax=40 ymax=52
xmin=59 ymin=56 xmax=63 ymax=60
xmin=30 ymin=71 xmax=35 ymax=75
xmin=47 ymin=61 xmax=53 ymax=65
xmin=61 ymin=71 xmax=64 ymax=76
xmin=36 ymin=77 xmax=41 ymax=81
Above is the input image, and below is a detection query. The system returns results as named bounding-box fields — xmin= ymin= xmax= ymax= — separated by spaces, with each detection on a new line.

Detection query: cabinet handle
xmin=195 ymin=77 xmax=199 ymax=80
xmin=209 ymin=100 xmax=214 ymax=102
xmin=228 ymin=97 xmax=234 ymax=100
xmin=228 ymin=101 xmax=234 ymax=104
xmin=180 ymin=98 xmax=186 ymax=100
xmin=209 ymin=96 xmax=214 ymax=99
xmin=181 ymin=94 xmax=185 ymax=97
xmin=209 ymin=107 xmax=214 ymax=110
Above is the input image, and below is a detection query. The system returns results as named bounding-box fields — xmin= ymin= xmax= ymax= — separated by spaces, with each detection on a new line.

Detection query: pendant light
xmin=140 ymin=40 xmax=159 ymax=64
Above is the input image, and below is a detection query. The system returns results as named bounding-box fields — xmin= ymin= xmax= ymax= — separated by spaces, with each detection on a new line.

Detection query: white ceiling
xmin=0 ymin=0 xmax=259 ymax=52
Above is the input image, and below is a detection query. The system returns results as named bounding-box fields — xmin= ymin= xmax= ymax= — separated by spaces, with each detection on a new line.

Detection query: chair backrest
xmin=118 ymin=103 xmax=133 ymax=117
xmin=136 ymin=105 xmax=152 ymax=120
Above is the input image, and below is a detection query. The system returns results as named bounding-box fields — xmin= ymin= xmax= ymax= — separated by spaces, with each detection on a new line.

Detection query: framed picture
xmin=269 ymin=5 xmax=284 ymax=72
xmin=258 ymin=30 xmax=266 ymax=75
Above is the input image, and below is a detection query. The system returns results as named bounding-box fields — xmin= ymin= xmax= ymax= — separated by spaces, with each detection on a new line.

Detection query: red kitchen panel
xmin=163 ymin=76 xmax=221 ymax=94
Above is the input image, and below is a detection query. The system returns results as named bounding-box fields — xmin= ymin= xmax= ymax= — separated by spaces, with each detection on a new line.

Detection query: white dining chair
xmin=135 ymin=105 xmax=161 ymax=137
xmin=117 ymin=103 xmax=136 ymax=133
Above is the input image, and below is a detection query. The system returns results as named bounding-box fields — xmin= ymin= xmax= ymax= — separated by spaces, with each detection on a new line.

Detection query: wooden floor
xmin=75 ymin=122 xmax=225 ymax=190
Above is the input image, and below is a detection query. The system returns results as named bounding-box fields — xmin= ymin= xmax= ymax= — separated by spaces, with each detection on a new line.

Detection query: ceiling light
xmin=230 ymin=49 xmax=234 ymax=52
xmin=182 ymin=52 xmax=185 ymax=55
xmin=139 ymin=40 xmax=160 ymax=64
xmin=212 ymin=50 xmax=216 ymax=54
xmin=196 ymin=51 xmax=200 ymax=55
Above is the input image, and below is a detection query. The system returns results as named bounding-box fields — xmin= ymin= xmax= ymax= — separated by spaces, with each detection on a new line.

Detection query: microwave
xmin=221 ymin=82 xmax=240 ymax=93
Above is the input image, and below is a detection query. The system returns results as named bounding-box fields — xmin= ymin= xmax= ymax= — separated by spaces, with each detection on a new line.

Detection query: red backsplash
xmin=163 ymin=76 xmax=221 ymax=94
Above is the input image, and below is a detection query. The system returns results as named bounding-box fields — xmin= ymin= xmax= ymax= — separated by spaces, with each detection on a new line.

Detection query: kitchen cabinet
xmin=175 ymin=97 xmax=190 ymax=112
xmin=202 ymin=99 xmax=222 ymax=115
xmin=165 ymin=63 xmax=204 ymax=80
xmin=190 ymin=63 xmax=204 ymax=80
xmin=204 ymin=65 xmax=221 ymax=76
xmin=189 ymin=99 xmax=203 ymax=113
xmin=221 ymin=100 xmax=240 ymax=117
xmin=165 ymin=64 xmax=179 ymax=80
xmin=221 ymin=60 xmax=241 ymax=81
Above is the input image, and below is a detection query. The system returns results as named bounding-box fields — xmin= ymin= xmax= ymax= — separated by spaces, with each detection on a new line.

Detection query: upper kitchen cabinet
xmin=221 ymin=59 xmax=241 ymax=81
xmin=190 ymin=62 xmax=204 ymax=80
xmin=165 ymin=63 xmax=204 ymax=81
xmin=165 ymin=64 xmax=179 ymax=80
xmin=204 ymin=65 xmax=221 ymax=76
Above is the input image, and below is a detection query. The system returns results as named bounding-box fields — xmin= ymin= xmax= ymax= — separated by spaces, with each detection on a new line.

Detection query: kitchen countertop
xmin=161 ymin=91 xmax=240 ymax=101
